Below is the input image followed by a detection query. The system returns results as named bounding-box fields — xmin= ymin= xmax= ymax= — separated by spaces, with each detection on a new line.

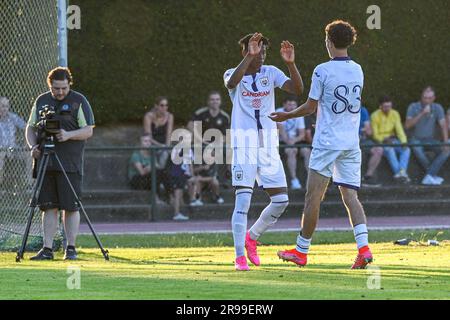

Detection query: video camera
xmin=32 ymin=105 xmax=61 ymax=178
xmin=36 ymin=105 xmax=61 ymax=136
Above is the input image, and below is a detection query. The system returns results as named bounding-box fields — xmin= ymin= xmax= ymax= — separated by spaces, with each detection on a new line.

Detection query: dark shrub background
xmin=69 ymin=0 xmax=450 ymax=125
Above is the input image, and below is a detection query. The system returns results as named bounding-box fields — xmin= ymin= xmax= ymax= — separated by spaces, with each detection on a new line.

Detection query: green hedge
xmin=69 ymin=0 xmax=450 ymax=125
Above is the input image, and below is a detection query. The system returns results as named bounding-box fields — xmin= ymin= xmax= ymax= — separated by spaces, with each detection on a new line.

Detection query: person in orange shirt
xmin=371 ymin=96 xmax=411 ymax=182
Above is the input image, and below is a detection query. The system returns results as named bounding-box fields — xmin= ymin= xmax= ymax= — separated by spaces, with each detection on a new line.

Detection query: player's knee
xmin=234 ymin=188 xmax=253 ymax=213
xmin=305 ymin=188 xmax=322 ymax=205
xmin=270 ymin=193 xmax=289 ymax=213
xmin=340 ymin=188 xmax=359 ymax=205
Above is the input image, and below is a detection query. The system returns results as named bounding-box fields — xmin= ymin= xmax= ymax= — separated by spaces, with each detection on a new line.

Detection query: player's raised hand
xmin=269 ymin=112 xmax=290 ymax=122
xmin=248 ymin=32 xmax=263 ymax=56
xmin=280 ymin=40 xmax=295 ymax=64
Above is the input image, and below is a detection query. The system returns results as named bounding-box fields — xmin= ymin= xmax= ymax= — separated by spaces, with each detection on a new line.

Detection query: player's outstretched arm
xmin=269 ymin=98 xmax=317 ymax=122
xmin=280 ymin=41 xmax=303 ymax=96
xmin=226 ymin=33 xmax=263 ymax=90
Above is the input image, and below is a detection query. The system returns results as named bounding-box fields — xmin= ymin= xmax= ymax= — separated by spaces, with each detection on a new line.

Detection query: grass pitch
xmin=0 ymin=230 xmax=448 ymax=300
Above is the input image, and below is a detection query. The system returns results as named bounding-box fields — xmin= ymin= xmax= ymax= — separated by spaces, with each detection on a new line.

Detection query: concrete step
xmin=80 ymin=184 xmax=450 ymax=207
xmin=82 ymin=204 xmax=155 ymax=222
xmin=82 ymin=190 xmax=152 ymax=205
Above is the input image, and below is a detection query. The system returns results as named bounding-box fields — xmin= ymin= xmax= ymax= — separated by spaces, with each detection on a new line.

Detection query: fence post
xmin=149 ymin=146 xmax=157 ymax=221
xmin=57 ymin=0 xmax=68 ymax=67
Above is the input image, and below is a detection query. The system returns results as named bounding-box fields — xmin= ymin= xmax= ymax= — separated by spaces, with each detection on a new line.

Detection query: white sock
xmin=353 ymin=224 xmax=369 ymax=249
xmin=295 ymin=233 xmax=311 ymax=254
xmin=231 ymin=189 xmax=253 ymax=258
xmin=249 ymin=193 xmax=289 ymax=240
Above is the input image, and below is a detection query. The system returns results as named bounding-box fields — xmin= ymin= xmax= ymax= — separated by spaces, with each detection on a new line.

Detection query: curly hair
xmin=325 ymin=20 xmax=357 ymax=49
xmin=47 ymin=67 xmax=73 ymax=87
xmin=238 ymin=33 xmax=270 ymax=52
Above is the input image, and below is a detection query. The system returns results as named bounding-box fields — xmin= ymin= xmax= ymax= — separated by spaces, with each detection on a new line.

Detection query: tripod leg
xmin=53 ymin=154 xmax=109 ymax=261
xmin=16 ymin=207 xmax=37 ymax=262
xmin=16 ymin=153 xmax=50 ymax=262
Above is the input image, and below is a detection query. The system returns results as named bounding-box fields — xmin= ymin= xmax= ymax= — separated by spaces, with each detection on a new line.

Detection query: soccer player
xmin=270 ymin=20 xmax=373 ymax=269
xmin=224 ymin=33 xmax=303 ymax=271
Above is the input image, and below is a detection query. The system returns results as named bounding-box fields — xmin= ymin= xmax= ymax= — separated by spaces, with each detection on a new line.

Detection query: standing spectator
xmin=188 ymin=91 xmax=230 ymax=144
xmin=0 ymin=97 xmax=30 ymax=186
xmin=277 ymin=96 xmax=305 ymax=189
xmin=168 ymin=142 xmax=197 ymax=221
xmin=360 ymin=105 xmax=384 ymax=186
xmin=371 ymin=96 xmax=411 ymax=182
xmin=405 ymin=87 xmax=449 ymax=185
xmin=188 ymin=91 xmax=231 ymax=186
xmin=128 ymin=134 xmax=170 ymax=195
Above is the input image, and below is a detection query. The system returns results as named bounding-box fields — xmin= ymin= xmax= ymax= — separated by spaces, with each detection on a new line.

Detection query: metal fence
xmin=0 ymin=0 xmax=59 ymax=251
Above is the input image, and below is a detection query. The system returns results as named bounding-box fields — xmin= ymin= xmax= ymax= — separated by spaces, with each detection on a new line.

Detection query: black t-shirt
xmin=28 ymin=90 xmax=95 ymax=175
xmin=192 ymin=107 xmax=230 ymax=136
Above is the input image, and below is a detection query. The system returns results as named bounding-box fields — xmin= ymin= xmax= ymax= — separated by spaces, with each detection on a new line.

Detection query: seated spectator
xmin=0 ymin=96 xmax=31 ymax=186
xmin=128 ymin=134 xmax=170 ymax=194
xmin=371 ymin=96 xmax=411 ymax=182
xmin=168 ymin=141 xmax=197 ymax=221
xmin=360 ymin=105 xmax=384 ymax=186
xmin=143 ymin=96 xmax=174 ymax=146
xmin=405 ymin=87 xmax=449 ymax=185
xmin=192 ymin=151 xmax=224 ymax=205
xmin=277 ymin=96 xmax=305 ymax=189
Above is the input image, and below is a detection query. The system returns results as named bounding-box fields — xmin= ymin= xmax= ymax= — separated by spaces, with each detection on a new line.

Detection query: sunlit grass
xmin=0 ymin=240 xmax=448 ymax=300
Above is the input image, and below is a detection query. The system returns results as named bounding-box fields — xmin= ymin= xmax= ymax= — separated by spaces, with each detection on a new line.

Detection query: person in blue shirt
xmin=360 ymin=106 xmax=383 ymax=186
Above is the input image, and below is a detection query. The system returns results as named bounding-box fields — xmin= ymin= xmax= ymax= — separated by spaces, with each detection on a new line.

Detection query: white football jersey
xmin=224 ymin=65 xmax=289 ymax=148
xmin=309 ymin=57 xmax=364 ymax=150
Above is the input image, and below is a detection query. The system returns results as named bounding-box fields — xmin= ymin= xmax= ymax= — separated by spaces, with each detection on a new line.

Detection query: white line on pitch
xmin=79 ymin=224 xmax=450 ymax=235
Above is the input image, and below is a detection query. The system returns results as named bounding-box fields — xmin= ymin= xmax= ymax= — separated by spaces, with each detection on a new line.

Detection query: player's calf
xmin=249 ymin=193 xmax=289 ymax=239
xmin=231 ymin=188 xmax=253 ymax=268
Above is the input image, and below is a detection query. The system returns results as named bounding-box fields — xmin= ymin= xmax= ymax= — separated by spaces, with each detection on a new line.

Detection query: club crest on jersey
xmin=235 ymin=170 xmax=243 ymax=181
xmin=260 ymin=76 xmax=269 ymax=87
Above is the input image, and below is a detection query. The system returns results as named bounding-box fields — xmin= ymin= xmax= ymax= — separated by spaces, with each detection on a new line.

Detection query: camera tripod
xmin=16 ymin=137 xmax=109 ymax=262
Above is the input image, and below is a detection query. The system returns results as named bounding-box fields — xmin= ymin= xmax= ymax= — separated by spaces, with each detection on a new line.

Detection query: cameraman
xmin=25 ymin=67 xmax=95 ymax=260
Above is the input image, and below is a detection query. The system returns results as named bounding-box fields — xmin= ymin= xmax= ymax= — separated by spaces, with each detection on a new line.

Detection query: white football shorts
xmin=309 ymin=148 xmax=361 ymax=190
xmin=231 ymin=147 xmax=287 ymax=189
